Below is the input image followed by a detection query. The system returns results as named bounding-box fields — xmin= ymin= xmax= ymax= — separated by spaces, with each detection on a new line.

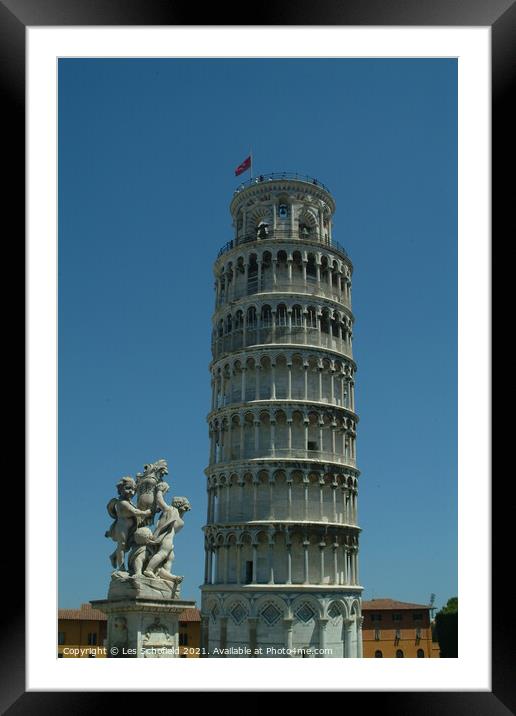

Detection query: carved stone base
xmin=91 ymin=596 xmax=196 ymax=658
xmin=108 ymin=572 xmax=183 ymax=601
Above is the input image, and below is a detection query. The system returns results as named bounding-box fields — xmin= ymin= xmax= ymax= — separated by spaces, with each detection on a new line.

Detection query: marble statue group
xmin=105 ymin=459 xmax=191 ymax=597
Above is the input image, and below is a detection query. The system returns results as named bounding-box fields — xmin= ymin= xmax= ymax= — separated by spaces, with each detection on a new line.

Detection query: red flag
xmin=235 ymin=155 xmax=251 ymax=176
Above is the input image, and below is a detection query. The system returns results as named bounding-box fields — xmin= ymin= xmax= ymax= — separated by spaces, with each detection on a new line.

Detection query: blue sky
xmin=58 ymin=58 xmax=457 ymax=610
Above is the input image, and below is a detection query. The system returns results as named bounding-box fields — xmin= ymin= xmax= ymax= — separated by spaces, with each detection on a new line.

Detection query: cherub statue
xmin=143 ymin=482 xmax=191 ymax=581
xmin=135 ymin=459 xmax=169 ymax=525
xmin=105 ymin=476 xmax=152 ymax=573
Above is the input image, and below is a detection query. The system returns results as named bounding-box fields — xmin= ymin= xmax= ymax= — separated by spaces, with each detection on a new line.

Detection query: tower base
xmin=200 ymin=586 xmax=363 ymax=658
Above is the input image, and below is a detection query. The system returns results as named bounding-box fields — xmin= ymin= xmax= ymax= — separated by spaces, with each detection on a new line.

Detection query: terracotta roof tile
xmin=58 ymin=603 xmax=107 ymax=621
xmin=362 ymin=598 xmax=430 ymax=611
xmin=58 ymin=604 xmax=201 ymax=622
xmin=178 ymin=608 xmax=201 ymax=622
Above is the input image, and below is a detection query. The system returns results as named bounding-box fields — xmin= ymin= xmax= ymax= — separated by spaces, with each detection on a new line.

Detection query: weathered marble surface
xmin=108 ymin=572 xmax=183 ymax=601
xmin=104 ymin=459 xmax=191 ymax=592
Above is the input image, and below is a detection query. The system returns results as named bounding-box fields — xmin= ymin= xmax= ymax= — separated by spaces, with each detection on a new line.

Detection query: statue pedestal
xmin=91 ymin=575 xmax=195 ymax=658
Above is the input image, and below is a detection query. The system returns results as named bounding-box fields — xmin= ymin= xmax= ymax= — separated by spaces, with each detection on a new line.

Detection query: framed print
xmin=7 ymin=0 xmax=508 ymax=710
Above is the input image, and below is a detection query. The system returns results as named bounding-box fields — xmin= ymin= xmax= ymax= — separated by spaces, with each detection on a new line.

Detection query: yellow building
xmin=58 ymin=603 xmax=108 ymax=657
xmin=58 ymin=603 xmax=201 ymax=657
xmin=362 ymin=598 xmax=438 ymax=658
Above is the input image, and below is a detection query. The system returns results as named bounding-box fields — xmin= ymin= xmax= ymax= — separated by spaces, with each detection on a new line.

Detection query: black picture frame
xmin=8 ymin=0 xmax=505 ymax=710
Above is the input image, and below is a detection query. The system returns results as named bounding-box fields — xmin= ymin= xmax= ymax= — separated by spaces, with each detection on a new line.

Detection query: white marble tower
xmin=201 ymin=173 xmax=362 ymax=658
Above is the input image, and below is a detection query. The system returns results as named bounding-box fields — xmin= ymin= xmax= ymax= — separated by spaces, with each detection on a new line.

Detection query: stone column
xmin=319 ymin=478 xmax=325 ymax=520
xmin=286 ymin=541 xmax=292 ymax=584
xmin=207 ymin=547 xmax=213 ymax=584
xmin=248 ymin=617 xmax=258 ymax=657
xmin=241 ymin=366 xmax=246 ymax=402
xmin=332 ymin=542 xmax=338 ymax=584
xmin=283 ymin=618 xmax=294 ymax=656
xmin=318 ymin=618 xmax=328 ymax=657
xmin=319 ymin=541 xmax=326 ymax=584
xmin=238 ymin=478 xmax=245 ymax=519
xmin=287 ymin=363 xmax=292 ymax=399
xmin=357 ymin=616 xmax=364 ymax=658
xmin=303 ymin=476 xmax=309 ymax=520
xmin=204 ymin=545 xmax=211 ymax=584
xmin=204 ymin=547 xmax=210 ymax=584
xmin=255 ymin=365 xmax=261 ymax=400
xmin=221 ymin=373 xmax=226 ymax=407
xmin=343 ymin=545 xmax=348 ymax=584
xmin=303 ymin=538 xmax=310 ymax=584
xmin=270 ymin=419 xmax=276 ymax=457
xmin=236 ymin=543 xmax=242 ymax=585
xmin=271 ymin=362 xmax=276 ymax=399
xmin=304 ymin=363 xmax=309 ymax=399
xmin=344 ymin=618 xmax=353 ymax=658
xmin=268 ymin=533 xmax=275 ymax=584
xmin=211 ymin=378 xmax=217 ymax=411
xmin=287 ymin=479 xmax=293 ymax=520
xmin=197 ymin=613 xmax=209 ymax=659
xmin=318 ymin=364 xmax=323 ymax=401
xmin=224 ymin=545 xmax=230 ymax=584
xmin=214 ymin=545 xmax=220 ymax=583
xmin=254 ymin=419 xmax=260 ymax=457
xmin=225 ymin=481 xmax=231 ymax=522
xmin=239 ymin=421 xmax=244 ymax=460
xmin=243 ymin=260 xmax=249 ymax=297
xmin=252 ymin=542 xmax=258 ymax=583
xmin=226 ymin=419 xmax=232 ymax=463
xmin=269 ymin=476 xmax=275 ymax=519
xmin=287 ymin=419 xmax=292 ymax=451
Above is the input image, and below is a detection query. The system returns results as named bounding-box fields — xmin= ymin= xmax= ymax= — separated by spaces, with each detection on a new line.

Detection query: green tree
xmin=435 ymin=597 xmax=458 ymax=657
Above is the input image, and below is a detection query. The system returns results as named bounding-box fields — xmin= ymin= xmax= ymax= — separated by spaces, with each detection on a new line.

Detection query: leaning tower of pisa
xmin=200 ymin=172 xmax=362 ymax=658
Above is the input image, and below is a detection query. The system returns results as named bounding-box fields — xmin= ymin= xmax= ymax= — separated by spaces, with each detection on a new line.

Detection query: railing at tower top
xmin=232 ymin=172 xmax=332 ymax=195
xmin=217 ymin=229 xmax=349 ymax=260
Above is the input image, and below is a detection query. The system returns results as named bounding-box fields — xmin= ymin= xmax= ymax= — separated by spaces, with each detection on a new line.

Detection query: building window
xmin=392 ymin=613 xmax=402 ymax=622
xmin=396 ymin=649 xmax=404 ymax=658
xmin=87 ymin=633 xmax=97 ymax=645
xmin=371 ymin=614 xmax=382 ymax=622
xmin=179 ymin=633 xmax=188 ymax=646
xmin=417 ymin=649 xmax=425 ymax=658
xmin=58 ymin=632 xmax=65 ymax=645
xmin=413 ymin=613 xmax=423 ymax=621
xmin=278 ymin=204 xmax=288 ymax=220
xmin=374 ymin=650 xmax=383 ymax=658
xmin=374 ymin=629 xmax=381 ymax=641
